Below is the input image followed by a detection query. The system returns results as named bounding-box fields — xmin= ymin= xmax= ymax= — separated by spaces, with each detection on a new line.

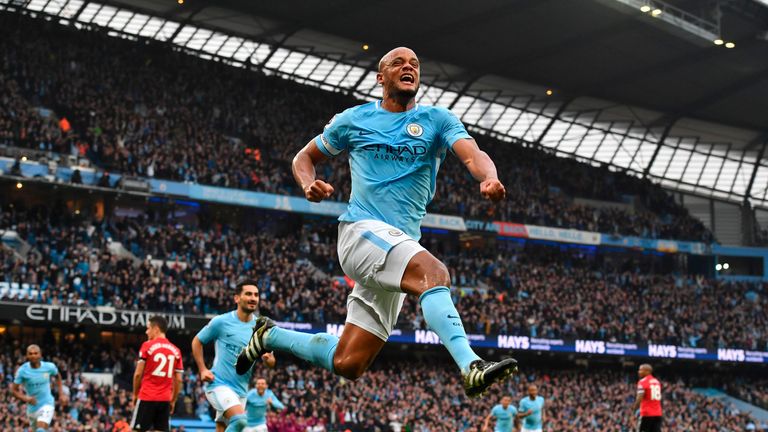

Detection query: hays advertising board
xmin=3 ymin=302 xmax=765 ymax=364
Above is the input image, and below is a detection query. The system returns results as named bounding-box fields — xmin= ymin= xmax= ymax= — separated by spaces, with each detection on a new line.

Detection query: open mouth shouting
xmin=400 ymin=73 xmax=416 ymax=84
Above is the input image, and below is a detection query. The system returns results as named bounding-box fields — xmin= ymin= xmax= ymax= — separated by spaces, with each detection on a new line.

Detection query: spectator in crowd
xmin=0 ymin=12 xmax=712 ymax=243
xmin=1 ymin=204 xmax=765 ymax=351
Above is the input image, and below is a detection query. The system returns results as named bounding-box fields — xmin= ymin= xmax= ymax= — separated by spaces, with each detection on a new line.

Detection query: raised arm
xmin=451 ymin=138 xmax=506 ymax=201
xmin=292 ymin=139 xmax=334 ymax=202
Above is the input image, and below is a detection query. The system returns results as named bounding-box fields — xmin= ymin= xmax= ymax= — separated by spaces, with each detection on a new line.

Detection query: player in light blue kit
xmin=237 ymin=46 xmax=517 ymax=398
xmin=483 ymin=395 xmax=519 ymax=432
xmin=192 ymin=279 xmax=276 ymax=432
xmin=243 ymin=377 xmax=285 ymax=432
xmin=517 ymin=384 xmax=546 ymax=432
xmin=11 ymin=344 xmax=67 ymax=432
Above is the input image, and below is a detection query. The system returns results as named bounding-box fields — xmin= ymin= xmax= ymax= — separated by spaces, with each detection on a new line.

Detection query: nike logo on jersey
xmin=225 ymin=333 xmax=236 ymax=338
xmin=447 ymin=314 xmax=460 ymax=319
xmin=358 ymin=130 xmax=374 ymax=136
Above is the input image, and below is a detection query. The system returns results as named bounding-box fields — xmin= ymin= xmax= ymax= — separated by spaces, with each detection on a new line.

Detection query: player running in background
xmin=517 ymin=384 xmax=545 ymax=432
xmin=131 ymin=316 xmax=183 ymax=432
xmin=193 ymin=279 xmax=276 ymax=432
xmin=11 ymin=344 xmax=66 ymax=432
xmin=244 ymin=377 xmax=285 ymax=432
xmin=632 ymin=364 xmax=662 ymax=432
xmin=483 ymin=395 xmax=519 ymax=432
xmin=237 ymin=46 xmax=516 ymax=398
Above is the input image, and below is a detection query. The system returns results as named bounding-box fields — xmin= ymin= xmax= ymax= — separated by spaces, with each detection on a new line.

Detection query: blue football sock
xmin=265 ymin=327 xmax=338 ymax=372
xmin=36 ymin=428 xmax=47 ymax=432
xmin=420 ymin=286 xmax=481 ymax=374
xmin=225 ymin=413 xmax=247 ymax=432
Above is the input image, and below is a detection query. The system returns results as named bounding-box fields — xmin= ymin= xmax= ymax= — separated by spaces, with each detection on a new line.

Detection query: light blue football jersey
xmin=519 ymin=395 xmax=545 ymax=429
xmin=196 ymin=311 xmax=257 ymax=397
xmin=245 ymin=388 xmax=284 ymax=426
xmin=490 ymin=403 xmax=517 ymax=432
xmin=315 ymin=101 xmax=471 ymax=240
xmin=14 ymin=361 xmax=59 ymax=414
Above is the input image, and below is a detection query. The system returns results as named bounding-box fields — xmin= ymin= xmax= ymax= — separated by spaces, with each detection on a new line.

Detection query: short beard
xmin=392 ymin=86 xmax=418 ymax=101
xmin=239 ymin=304 xmax=257 ymax=314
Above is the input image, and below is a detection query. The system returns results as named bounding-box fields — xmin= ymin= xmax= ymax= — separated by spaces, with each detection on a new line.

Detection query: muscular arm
xmin=191 ymin=336 xmax=207 ymax=373
xmin=292 ymin=140 xmax=333 ymax=202
xmin=192 ymin=336 xmax=216 ymax=384
xmin=11 ymin=383 xmax=31 ymax=403
xmin=132 ymin=360 xmax=145 ymax=402
xmin=452 ymin=138 xmax=498 ymax=181
xmin=452 ymin=138 xmax=505 ymax=201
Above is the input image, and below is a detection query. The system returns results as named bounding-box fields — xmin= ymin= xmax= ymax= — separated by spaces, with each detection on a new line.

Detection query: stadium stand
xmin=1 ymin=204 xmax=766 ymax=351
xmin=0 ymin=12 xmax=712 ymax=242
xmin=1 ymin=3 xmax=767 ymax=432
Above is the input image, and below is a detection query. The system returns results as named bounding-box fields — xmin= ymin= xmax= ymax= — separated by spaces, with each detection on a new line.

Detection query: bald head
xmin=376 ymin=47 xmax=421 ymax=108
xmin=638 ymin=363 xmax=653 ymax=378
xmin=378 ymin=47 xmax=418 ymax=72
xmin=26 ymin=344 xmax=42 ymax=365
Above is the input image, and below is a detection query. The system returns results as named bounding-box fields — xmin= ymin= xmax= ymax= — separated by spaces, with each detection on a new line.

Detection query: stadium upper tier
xmin=1 ymin=204 xmax=765 ymax=352
xmin=0 ymin=330 xmax=764 ymax=431
xmin=0 ymin=12 xmax=714 ymax=243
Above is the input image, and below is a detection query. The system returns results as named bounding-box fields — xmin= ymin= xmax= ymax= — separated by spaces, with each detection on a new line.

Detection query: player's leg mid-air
xmin=236 ymin=46 xmax=517 ymax=397
xmin=237 ymin=247 xmax=517 ymax=397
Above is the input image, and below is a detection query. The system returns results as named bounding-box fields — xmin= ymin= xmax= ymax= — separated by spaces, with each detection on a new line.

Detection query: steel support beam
xmin=643 ymin=118 xmax=678 ymax=178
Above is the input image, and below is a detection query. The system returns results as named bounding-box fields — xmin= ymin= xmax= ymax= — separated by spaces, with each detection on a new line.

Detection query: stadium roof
xmin=3 ymin=0 xmax=768 ymax=207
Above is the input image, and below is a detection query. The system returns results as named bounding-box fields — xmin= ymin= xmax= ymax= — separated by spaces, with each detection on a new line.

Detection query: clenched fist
xmin=303 ymin=179 xmax=335 ymax=202
xmin=480 ymin=178 xmax=506 ymax=202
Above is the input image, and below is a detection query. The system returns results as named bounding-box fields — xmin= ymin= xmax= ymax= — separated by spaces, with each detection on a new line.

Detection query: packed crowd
xmin=1 ymin=202 xmax=766 ymax=352
xmin=0 ymin=203 xmax=347 ymax=323
xmin=726 ymin=378 xmax=768 ymax=412
xmin=1 ymin=328 xmax=763 ymax=431
xmin=432 ymin=253 xmax=768 ymax=350
xmin=0 ymin=12 xmax=712 ymax=242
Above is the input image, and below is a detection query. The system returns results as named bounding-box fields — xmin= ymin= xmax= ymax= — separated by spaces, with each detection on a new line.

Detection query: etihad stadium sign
xmin=0 ymin=301 xmax=209 ymax=332
xmin=24 ymin=304 xmax=188 ymax=329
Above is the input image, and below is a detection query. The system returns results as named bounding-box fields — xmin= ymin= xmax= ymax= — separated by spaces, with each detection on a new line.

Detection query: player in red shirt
xmin=131 ymin=316 xmax=183 ymax=432
xmin=631 ymin=363 xmax=662 ymax=432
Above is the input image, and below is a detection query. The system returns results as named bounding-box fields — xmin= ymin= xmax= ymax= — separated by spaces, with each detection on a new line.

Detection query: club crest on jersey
xmin=406 ymin=123 xmax=423 ymax=137
xmin=43 ymin=373 xmax=49 ymax=378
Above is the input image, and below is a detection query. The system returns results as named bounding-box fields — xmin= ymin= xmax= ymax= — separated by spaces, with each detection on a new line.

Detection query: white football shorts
xmin=29 ymin=404 xmax=55 ymax=425
xmin=338 ymin=219 xmax=426 ymax=341
xmin=205 ymin=386 xmax=245 ymax=424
